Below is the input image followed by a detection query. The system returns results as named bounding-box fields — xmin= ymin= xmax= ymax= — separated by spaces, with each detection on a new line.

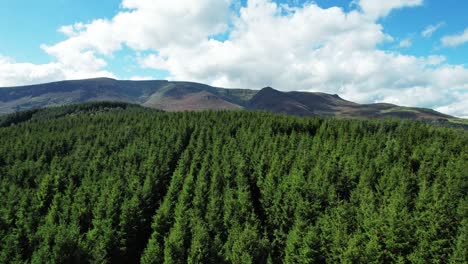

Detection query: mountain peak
xmin=261 ymin=86 xmax=278 ymax=92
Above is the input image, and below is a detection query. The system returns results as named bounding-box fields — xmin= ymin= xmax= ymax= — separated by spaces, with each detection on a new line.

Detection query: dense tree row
xmin=0 ymin=105 xmax=466 ymax=263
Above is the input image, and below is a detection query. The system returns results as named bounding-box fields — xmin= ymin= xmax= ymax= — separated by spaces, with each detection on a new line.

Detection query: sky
xmin=0 ymin=0 xmax=467 ymax=117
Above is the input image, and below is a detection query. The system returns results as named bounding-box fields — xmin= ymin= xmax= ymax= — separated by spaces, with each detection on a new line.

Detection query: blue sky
xmin=0 ymin=0 xmax=467 ymax=116
xmin=0 ymin=0 xmax=120 ymax=63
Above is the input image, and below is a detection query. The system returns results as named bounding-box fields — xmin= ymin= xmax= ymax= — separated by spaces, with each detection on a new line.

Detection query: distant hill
xmin=0 ymin=78 xmax=465 ymax=126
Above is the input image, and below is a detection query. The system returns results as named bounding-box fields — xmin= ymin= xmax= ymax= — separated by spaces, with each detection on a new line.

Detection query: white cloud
xmin=44 ymin=0 xmax=232 ymax=56
xmin=58 ymin=23 xmax=86 ymax=37
xmin=398 ymin=39 xmax=412 ymax=48
xmin=357 ymin=0 xmax=423 ymax=19
xmin=1 ymin=0 xmax=231 ymax=87
xmin=0 ymin=55 xmax=115 ymax=87
xmin=436 ymin=93 xmax=468 ymax=119
xmin=421 ymin=22 xmax=445 ymax=38
xmin=1 ymin=0 xmax=467 ymax=117
xmin=441 ymin=28 xmax=468 ymax=47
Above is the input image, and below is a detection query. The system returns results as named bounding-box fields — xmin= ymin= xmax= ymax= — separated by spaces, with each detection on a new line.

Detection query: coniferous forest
xmin=0 ymin=103 xmax=467 ymax=263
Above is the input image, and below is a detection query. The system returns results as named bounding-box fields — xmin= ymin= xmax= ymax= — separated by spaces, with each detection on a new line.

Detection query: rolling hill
xmin=0 ymin=78 xmax=464 ymax=125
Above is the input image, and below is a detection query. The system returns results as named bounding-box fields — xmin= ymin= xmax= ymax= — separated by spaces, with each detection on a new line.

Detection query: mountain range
xmin=0 ymin=77 xmax=465 ymax=125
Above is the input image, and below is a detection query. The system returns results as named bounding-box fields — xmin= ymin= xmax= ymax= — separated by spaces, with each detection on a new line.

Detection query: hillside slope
xmin=0 ymin=78 xmax=463 ymax=125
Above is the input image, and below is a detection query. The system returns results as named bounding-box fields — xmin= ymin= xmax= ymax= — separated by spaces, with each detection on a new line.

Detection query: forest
xmin=0 ymin=103 xmax=467 ymax=263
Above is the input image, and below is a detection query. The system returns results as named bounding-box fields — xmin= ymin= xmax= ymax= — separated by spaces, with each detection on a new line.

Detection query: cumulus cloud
xmin=0 ymin=55 xmax=114 ymax=87
xmin=43 ymin=0 xmax=232 ymax=56
xmin=1 ymin=0 xmax=231 ymax=87
xmin=441 ymin=28 xmax=468 ymax=47
xmin=143 ymin=1 xmax=392 ymax=87
xmin=436 ymin=93 xmax=468 ymax=119
xmin=421 ymin=22 xmax=445 ymax=38
xmin=1 ymin=0 xmax=467 ymax=117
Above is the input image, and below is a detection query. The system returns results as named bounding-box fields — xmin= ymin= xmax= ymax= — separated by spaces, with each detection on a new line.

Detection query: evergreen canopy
xmin=0 ymin=103 xmax=466 ymax=263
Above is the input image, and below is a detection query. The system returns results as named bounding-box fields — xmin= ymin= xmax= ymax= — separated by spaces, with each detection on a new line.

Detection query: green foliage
xmin=0 ymin=106 xmax=466 ymax=263
xmin=0 ymin=101 xmax=149 ymax=128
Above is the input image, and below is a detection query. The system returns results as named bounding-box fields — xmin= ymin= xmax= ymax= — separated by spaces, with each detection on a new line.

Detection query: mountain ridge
xmin=0 ymin=78 xmax=464 ymax=125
